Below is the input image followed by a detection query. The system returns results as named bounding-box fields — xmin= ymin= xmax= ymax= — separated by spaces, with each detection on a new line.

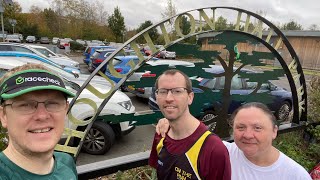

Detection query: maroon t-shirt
xmin=149 ymin=122 xmax=231 ymax=180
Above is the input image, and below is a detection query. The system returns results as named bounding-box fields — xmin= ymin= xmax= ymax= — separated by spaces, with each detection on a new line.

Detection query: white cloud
xmin=16 ymin=0 xmax=320 ymax=29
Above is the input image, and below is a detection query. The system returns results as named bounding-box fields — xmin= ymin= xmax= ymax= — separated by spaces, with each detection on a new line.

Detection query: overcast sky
xmin=17 ymin=0 xmax=320 ymax=30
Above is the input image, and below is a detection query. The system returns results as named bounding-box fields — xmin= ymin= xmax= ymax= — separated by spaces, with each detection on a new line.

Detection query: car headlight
xmin=118 ymin=100 xmax=132 ymax=111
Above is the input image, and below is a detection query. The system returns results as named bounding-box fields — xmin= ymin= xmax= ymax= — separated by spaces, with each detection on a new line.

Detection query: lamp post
xmin=0 ymin=0 xmax=14 ymax=42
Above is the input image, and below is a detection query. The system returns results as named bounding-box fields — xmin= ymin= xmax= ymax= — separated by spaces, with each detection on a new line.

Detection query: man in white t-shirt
xmin=156 ymin=102 xmax=311 ymax=180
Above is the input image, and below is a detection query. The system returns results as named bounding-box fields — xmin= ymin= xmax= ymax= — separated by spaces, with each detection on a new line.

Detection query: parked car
xmin=57 ymin=39 xmax=71 ymax=49
xmin=124 ymin=60 xmax=194 ymax=99
xmin=30 ymin=45 xmax=80 ymax=70
xmin=141 ymin=46 xmax=152 ymax=56
xmin=40 ymin=37 xmax=50 ymax=44
xmin=158 ymin=50 xmax=176 ymax=59
xmin=0 ymin=57 xmax=136 ymax=155
xmin=25 ymin=35 xmax=36 ymax=43
xmin=0 ymin=42 xmax=79 ymax=70
xmin=52 ymin=37 xmax=59 ymax=44
xmin=5 ymin=34 xmax=21 ymax=43
xmin=91 ymin=40 xmax=105 ymax=46
xmin=83 ymin=45 xmax=113 ymax=64
xmin=0 ymin=51 xmax=80 ymax=75
xmin=88 ymin=49 xmax=142 ymax=73
xmin=148 ymin=65 xmax=293 ymax=123
xmin=104 ymin=56 xmax=160 ymax=84
xmin=76 ymin=39 xmax=86 ymax=45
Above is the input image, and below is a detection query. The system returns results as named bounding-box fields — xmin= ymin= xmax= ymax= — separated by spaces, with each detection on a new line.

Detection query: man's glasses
xmin=155 ymin=87 xmax=189 ymax=97
xmin=3 ymin=100 xmax=67 ymax=115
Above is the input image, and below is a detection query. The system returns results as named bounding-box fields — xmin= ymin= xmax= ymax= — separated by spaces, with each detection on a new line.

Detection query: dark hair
xmin=229 ymin=102 xmax=277 ymax=127
xmin=154 ymin=69 xmax=192 ymax=93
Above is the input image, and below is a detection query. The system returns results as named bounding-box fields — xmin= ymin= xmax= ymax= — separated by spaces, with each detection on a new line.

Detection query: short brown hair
xmin=155 ymin=69 xmax=192 ymax=93
xmin=229 ymin=102 xmax=277 ymax=127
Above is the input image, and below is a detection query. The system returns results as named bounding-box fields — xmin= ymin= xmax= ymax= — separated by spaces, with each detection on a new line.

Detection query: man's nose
xmin=33 ymin=103 xmax=50 ymax=118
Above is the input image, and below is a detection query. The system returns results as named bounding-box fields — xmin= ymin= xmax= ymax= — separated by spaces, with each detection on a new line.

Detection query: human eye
xmin=157 ymin=89 xmax=168 ymax=95
xmin=254 ymin=126 xmax=262 ymax=131
xmin=45 ymin=100 xmax=65 ymax=111
xmin=13 ymin=101 xmax=34 ymax=111
xmin=236 ymin=125 xmax=245 ymax=131
xmin=172 ymin=88 xmax=185 ymax=95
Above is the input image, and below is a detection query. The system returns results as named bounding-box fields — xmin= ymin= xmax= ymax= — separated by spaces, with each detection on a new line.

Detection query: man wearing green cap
xmin=0 ymin=64 xmax=77 ymax=179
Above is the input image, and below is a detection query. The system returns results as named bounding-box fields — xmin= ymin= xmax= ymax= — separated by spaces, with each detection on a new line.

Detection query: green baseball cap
xmin=0 ymin=69 xmax=75 ymax=102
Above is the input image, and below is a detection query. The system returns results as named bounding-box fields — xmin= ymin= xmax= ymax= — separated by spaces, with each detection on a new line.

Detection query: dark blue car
xmin=148 ymin=65 xmax=292 ymax=123
xmin=104 ymin=56 xmax=141 ymax=82
xmin=83 ymin=45 xmax=113 ymax=65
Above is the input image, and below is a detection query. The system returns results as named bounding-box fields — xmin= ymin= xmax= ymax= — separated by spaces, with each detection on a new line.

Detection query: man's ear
xmin=0 ymin=106 xmax=8 ymax=128
xmin=188 ymin=92 xmax=194 ymax=105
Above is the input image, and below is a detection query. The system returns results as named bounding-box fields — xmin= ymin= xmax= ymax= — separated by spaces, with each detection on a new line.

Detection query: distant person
xmin=157 ymin=102 xmax=312 ymax=180
xmin=149 ymin=69 xmax=231 ymax=180
xmin=0 ymin=64 xmax=78 ymax=179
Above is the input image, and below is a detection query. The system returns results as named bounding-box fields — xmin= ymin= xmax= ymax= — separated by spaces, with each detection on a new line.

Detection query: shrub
xmin=308 ymin=76 xmax=320 ymax=123
xmin=69 ymin=41 xmax=85 ymax=51
xmin=0 ymin=125 xmax=7 ymax=151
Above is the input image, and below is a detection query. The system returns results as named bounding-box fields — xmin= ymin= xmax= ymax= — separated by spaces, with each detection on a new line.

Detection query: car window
xmin=217 ymin=74 xmax=243 ymax=90
xmin=0 ymin=45 xmax=12 ymax=51
xmin=12 ymin=47 xmax=34 ymax=54
xmin=34 ymin=48 xmax=55 ymax=57
xmin=247 ymin=81 xmax=257 ymax=89
xmin=92 ymin=51 xmax=101 ymax=59
xmin=202 ymin=78 xmax=217 ymax=89
xmin=112 ymin=58 xmax=122 ymax=66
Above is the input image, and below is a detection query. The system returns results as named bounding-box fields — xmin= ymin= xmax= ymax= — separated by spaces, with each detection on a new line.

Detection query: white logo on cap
xmin=25 ymin=77 xmax=61 ymax=86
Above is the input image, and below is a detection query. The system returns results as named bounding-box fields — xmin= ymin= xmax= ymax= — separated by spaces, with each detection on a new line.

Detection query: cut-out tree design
xmin=166 ymin=31 xmax=286 ymax=138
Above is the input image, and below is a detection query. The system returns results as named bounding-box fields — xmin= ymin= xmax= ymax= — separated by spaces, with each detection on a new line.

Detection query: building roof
xmin=197 ymin=30 xmax=320 ymax=39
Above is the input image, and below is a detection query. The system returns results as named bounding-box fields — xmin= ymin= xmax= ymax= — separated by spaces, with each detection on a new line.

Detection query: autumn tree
xmin=107 ymin=6 xmax=125 ymax=42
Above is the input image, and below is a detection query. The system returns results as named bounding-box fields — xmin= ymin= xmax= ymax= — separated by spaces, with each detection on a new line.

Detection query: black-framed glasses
xmin=3 ymin=99 xmax=67 ymax=115
xmin=155 ymin=87 xmax=188 ymax=97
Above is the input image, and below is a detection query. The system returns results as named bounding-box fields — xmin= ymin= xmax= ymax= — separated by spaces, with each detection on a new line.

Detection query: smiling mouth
xmin=29 ymin=128 xmax=52 ymax=133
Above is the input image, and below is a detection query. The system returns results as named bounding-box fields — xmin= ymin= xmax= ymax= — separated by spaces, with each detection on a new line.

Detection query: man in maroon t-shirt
xmin=149 ymin=69 xmax=231 ymax=180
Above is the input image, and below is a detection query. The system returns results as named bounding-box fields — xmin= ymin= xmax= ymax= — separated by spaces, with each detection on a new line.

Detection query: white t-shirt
xmin=223 ymin=141 xmax=311 ymax=180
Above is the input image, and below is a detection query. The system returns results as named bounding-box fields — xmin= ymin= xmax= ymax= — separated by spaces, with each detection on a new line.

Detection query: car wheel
xmin=276 ymin=101 xmax=291 ymax=122
xmin=200 ymin=110 xmax=218 ymax=132
xmin=82 ymin=121 xmax=115 ymax=155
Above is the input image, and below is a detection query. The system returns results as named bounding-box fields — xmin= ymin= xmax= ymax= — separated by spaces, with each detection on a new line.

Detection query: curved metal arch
xmin=61 ymin=7 xmax=307 ymax=158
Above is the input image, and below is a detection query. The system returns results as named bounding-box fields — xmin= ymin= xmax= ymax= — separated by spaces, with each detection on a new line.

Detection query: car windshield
xmin=34 ymin=48 xmax=56 ymax=57
xmin=7 ymin=35 xmax=19 ymax=39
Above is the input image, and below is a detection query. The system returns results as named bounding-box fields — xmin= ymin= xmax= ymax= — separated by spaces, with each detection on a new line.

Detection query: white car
xmin=0 ymin=57 xmax=136 ymax=155
xmin=0 ymin=42 xmax=80 ymax=70
xmin=30 ymin=44 xmax=80 ymax=70
xmin=5 ymin=34 xmax=21 ymax=43
xmin=52 ymin=37 xmax=59 ymax=44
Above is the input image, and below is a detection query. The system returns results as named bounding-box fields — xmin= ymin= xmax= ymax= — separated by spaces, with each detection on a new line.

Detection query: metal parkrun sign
xmin=54 ymin=7 xmax=307 ymax=159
